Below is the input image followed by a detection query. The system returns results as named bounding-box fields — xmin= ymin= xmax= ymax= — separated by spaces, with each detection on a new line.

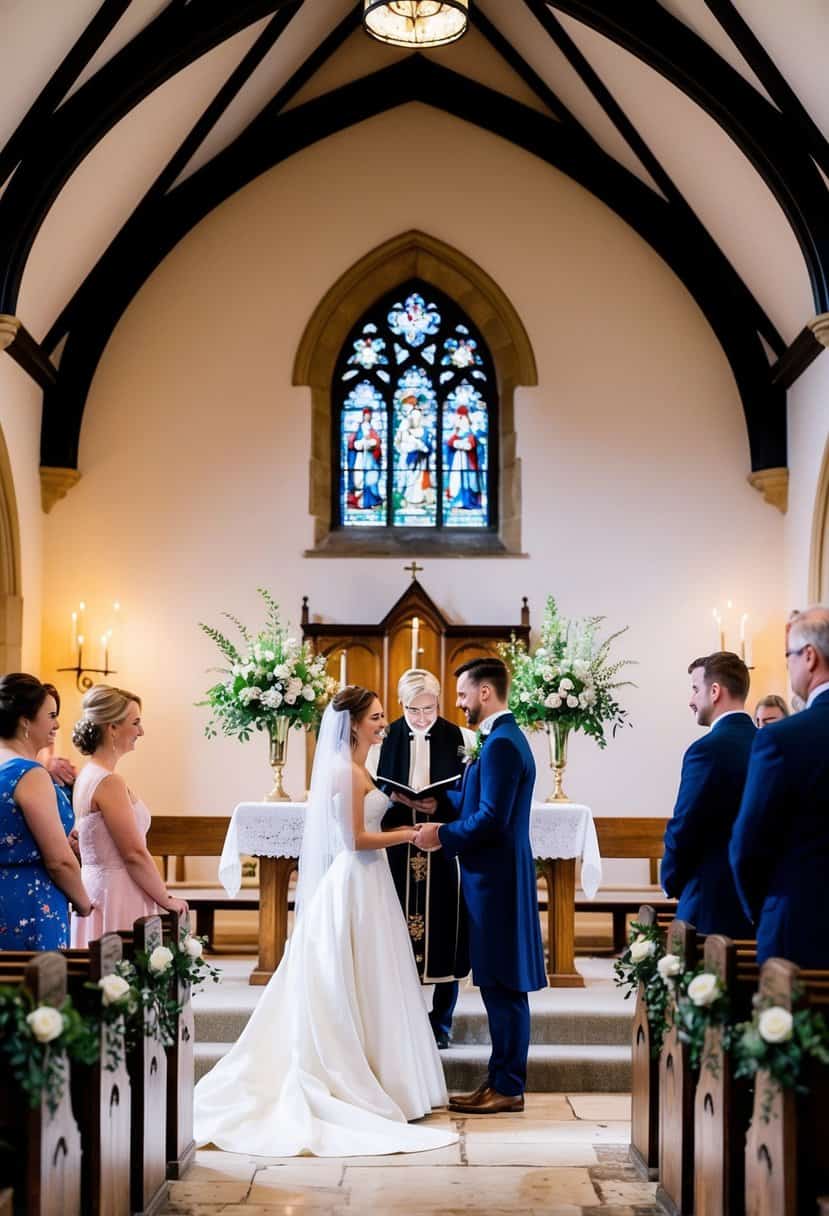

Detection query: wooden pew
xmin=744 ymin=958 xmax=829 ymax=1216
xmin=160 ymin=911 xmax=196 ymax=1180
xmin=119 ymin=917 xmax=169 ymax=1216
xmin=693 ymin=935 xmax=757 ymax=1216
xmin=584 ymin=818 xmax=674 ymax=953
xmin=0 ymin=953 xmax=82 ymax=1215
xmin=657 ymin=919 xmax=703 ymax=1216
xmin=629 ymin=904 xmax=662 ymax=1180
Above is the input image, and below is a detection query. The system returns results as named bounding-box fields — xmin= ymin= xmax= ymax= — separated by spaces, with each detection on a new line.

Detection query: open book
xmin=375 ymin=773 xmax=463 ymax=800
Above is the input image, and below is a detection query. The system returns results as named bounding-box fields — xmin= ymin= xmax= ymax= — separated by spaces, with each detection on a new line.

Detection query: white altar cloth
xmin=219 ymin=800 xmax=602 ymax=901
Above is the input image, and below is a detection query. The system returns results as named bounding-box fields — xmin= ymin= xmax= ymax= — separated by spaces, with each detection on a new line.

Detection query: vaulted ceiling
xmin=2 ymin=0 xmax=828 ymax=492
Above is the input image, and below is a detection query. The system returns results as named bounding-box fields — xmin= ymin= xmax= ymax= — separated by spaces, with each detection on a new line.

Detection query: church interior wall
xmin=0 ymin=358 xmax=43 ymax=672
xmin=33 ymin=104 xmax=787 ymax=825
xmin=787 ymin=352 xmax=829 ymax=605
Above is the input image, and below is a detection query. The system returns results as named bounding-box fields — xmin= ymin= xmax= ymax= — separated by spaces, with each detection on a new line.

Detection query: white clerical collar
xmin=710 ymin=709 xmax=751 ymax=730
xmin=807 ymin=681 xmax=829 ymax=708
xmin=479 ymin=710 xmax=511 ymax=736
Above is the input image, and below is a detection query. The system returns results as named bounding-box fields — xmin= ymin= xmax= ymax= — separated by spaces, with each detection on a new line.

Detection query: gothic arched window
xmin=333 ymin=280 xmax=498 ymax=535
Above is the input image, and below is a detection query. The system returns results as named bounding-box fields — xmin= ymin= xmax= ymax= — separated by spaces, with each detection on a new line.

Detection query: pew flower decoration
xmin=98 ymin=974 xmax=132 ymax=1007
xmin=614 ymin=922 xmax=674 ymax=1056
xmin=124 ymin=930 xmax=220 ymax=1049
xmin=500 ymin=596 xmax=635 ymax=746
xmin=0 ymin=987 xmax=98 ymax=1112
xmin=675 ymin=969 xmax=731 ymax=1072
xmin=733 ymin=992 xmax=829 ymax=1121
xmin=199 ymin=587 xmax=333 ymax=742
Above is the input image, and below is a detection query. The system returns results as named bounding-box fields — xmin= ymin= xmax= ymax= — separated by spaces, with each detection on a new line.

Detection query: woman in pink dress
xmin=70 ymin=685 xmax=188 ymax=946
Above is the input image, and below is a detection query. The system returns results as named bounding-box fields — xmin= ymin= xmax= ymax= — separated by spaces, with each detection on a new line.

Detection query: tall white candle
xmin=339 ymin=650 xmax=347 ymax=686
xmin=411 ymin=616 xmax=420 ymax=669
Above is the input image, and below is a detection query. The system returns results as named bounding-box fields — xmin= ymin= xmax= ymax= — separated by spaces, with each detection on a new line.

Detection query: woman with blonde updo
xmin=70 ymin=685 xmax=188 ymax=946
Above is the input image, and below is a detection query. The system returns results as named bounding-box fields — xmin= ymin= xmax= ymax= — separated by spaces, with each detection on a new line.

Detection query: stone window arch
xmin=294 ymin=231 xmax=536 ymax=556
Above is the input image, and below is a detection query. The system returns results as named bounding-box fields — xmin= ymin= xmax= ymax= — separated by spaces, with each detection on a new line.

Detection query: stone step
xmin=194 ymin=1041 xmax=631 ymax=1093
xmin=193 ymin=1003 xmax=631 ymax=1047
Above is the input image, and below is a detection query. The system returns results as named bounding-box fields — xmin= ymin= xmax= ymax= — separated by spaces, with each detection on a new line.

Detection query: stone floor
xmin=163 ymin=1093 xmax=659 ymax=1215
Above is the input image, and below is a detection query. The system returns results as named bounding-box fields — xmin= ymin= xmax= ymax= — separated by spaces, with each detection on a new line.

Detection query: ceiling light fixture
xmin=363 ymin=1 xmax=469 ymax=49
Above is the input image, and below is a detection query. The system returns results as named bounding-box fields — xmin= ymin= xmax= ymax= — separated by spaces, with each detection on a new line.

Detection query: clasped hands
xmin=411 ymin=821 xmax=442 ymax=852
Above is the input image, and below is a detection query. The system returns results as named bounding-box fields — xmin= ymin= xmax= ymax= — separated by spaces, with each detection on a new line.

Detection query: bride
xmin=194 ymin=686 xmax=458 ymax=1157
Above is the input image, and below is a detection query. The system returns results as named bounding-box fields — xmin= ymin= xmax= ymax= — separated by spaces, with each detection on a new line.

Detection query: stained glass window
xmin=334 ymin=282 xmax=496 ymax=532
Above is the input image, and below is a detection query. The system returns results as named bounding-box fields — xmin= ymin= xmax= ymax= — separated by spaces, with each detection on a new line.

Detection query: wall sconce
xmin=58 ymin=600 xmax=121 ymax=691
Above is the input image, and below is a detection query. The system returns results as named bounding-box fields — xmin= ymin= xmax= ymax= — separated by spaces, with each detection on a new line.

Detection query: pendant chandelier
xmin=363 ymin=1 xmax=470 ymax=49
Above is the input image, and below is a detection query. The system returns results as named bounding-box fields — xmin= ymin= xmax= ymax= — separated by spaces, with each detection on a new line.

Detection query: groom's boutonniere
xmin=459 ymin=731 xmax=484 ymax=765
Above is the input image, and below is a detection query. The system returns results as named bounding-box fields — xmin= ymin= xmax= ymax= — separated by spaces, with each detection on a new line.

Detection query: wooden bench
xmin=744 ymin=958 xmax=829 ymax=1216
xmin=580 ymin=818 xmax=674 ymax=953
xmin=629 ymin=905 xmax=663 ymax=1180
xmin=160 ymin=910 xmax=196 ymax=1180
xmin=0 ymin=953 xmax=83 ymax=1215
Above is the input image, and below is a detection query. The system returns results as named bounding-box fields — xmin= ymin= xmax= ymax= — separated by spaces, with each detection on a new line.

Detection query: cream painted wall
xmin=40 ymin=104 xmax=786 ymax=822
xmin=0 ymin=357 xmax=43 ymax=670
xmin=786 ymin=351 xmax=829 ymax=606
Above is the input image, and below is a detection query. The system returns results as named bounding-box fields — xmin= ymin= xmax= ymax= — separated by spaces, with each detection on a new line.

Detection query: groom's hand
xmin=414 ymin=822 xmax=442 ymax=851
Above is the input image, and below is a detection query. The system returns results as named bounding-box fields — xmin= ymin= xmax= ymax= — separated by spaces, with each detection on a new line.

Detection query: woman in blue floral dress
xmin=0 ymin=674 xmax=93 ymax=949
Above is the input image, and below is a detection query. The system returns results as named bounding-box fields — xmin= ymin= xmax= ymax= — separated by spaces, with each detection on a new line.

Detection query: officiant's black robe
xmin=378 ymin=716 xmax=470 ymax=983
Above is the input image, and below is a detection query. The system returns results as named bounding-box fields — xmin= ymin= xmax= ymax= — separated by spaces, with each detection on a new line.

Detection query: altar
xmin=218 ymin=800 xmax=602 ymax=988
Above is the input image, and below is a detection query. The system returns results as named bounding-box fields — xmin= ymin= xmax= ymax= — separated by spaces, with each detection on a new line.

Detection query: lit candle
xmin=411 ymin=616 xmax=420 ymax=669
xmin=71 ymin=611 xmax=77 ymax=651
xmin=712 ymin=608 xmax=725 ymax=652
xmin=739 ymin=613 xmax=748 ymax=662
xmin=101 ymin=633 xmax=111 ymax=672
xmin=77 ymin=634 xmax=85 ymax=664
xmin=339 ymin=650 xmax=347 ymax=686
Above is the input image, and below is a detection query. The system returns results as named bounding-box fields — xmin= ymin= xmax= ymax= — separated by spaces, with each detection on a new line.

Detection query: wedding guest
xmin=731 ymin=606 xmax=829 ymax=966
xmin=661 ymin=652 xmax=754 ymax=938
xmin=0 ymin=673 xmax=92 ymax=948
xmin=70 ymin=685 xmax=188 ymax=946
xmin=753 ymin=694 xmax=789 ymax=728
xmin=377 ymin=669 xmax=470 ymax=1048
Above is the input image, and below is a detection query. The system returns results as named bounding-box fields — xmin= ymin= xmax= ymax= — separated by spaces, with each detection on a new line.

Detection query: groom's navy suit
xmin=439 ymin=713 xmax=546 ymax=1096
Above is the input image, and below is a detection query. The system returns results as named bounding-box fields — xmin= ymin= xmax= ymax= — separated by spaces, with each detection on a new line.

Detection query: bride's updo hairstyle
xmin=331 ymin=685 xmax=378 ymax=748
xmin=72 ymin=684 xmax=142 ymax=755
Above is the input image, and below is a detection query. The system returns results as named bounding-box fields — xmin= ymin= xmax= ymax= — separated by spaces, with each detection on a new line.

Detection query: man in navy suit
xmin=731 ymin=606 xmax=829 ymax=965
xmin=414 ymin=657 xmax=546 ymax=1114
xmin=661 ymin=651 xmax=754 ymax=938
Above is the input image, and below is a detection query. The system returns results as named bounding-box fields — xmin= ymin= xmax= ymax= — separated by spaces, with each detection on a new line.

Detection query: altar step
xmin=192 ymin=956 xmax=632 ymax=1093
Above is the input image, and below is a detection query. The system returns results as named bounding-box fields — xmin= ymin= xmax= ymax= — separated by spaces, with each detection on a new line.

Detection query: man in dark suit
xmin=415 ymin=657 xmax=547 ymax=1114
xmin=661 ymin=651 xmax=754 ymax=938
xmin=731 ymin=606 xmax=829 ymax=965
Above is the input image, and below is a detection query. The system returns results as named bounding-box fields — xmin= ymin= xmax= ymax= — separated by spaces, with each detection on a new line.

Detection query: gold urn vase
xmin=546 ymin=720 xmax=571 ymax=803
xmin=265 ymin=716 xmax=291 ymax=802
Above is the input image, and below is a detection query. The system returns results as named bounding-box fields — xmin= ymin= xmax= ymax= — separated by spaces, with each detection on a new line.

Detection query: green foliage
xmin=733 ymin=994 xmax=829 ymax=1121
xmin=675 ymin=967 xmax=731 ymax=1073
xmin=614 ymin=921 xmax=674 ymax=1057
xmin=500 ymin=595 xmax=635 ymax=747
xmin=198 ymin=589 xmax=335 ymax=742
xmin=0 ymin=987 xmax=98 ymax=1112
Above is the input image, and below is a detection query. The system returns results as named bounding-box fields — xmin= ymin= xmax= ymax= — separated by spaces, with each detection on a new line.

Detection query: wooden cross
xmin=404 ymin=561 xmax=424 ymax=581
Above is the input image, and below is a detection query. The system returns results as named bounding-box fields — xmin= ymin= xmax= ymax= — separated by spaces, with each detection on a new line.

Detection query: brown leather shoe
xmin=451 ymin=1086 xmax=524 ymax=1115
xmin=448 ymin=1080 xmax=491 ymax=1109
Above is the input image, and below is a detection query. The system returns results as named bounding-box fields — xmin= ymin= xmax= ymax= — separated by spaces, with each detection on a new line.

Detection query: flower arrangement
xmin=733 ymin=992 xmax=829 ymax=1121
xmin=119 ymin=930 xmax=220 ymax=1049
xmin=675 ymin=968 xmax=731 ymax=1072
xmin=614 ymin=922 xmax=674 ymax=1057
xmin=0 ymin=987 xmax=98 ymax=1112
xmin=199 ymin=588 xmax=335 ymax=742
xmin=501 ymin=596 xmax=634 ymax=746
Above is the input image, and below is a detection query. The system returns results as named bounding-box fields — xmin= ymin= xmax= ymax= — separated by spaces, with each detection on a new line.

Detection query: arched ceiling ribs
xmin=0 ymin=0 xmax=303 ymax=314
xmin=538 ymin=0 xmax=829 ymax=312
xmin=41 ymin=57 xmax=783 ymax=476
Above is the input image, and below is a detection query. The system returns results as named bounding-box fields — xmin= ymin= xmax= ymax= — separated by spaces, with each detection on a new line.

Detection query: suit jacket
xmin=661 ymin=712 xmax=755 ymax=938
xmin=439 ymin=714 xmax=547 ymax=992
xmin=730 ymin=689 xmax=829 ymax=966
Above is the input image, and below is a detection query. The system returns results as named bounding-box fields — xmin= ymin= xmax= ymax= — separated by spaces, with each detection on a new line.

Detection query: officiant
xmin=374 ymin=668 xmax=470 ymax=1048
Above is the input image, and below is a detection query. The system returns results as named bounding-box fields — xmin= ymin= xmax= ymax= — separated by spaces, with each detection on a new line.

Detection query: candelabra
xmin=58 ymin=600 xmax=120 ymax=691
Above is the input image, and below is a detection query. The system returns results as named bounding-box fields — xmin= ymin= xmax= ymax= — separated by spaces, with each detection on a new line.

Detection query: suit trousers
xmin=479 ymin=984 xmax=530 ymax=1097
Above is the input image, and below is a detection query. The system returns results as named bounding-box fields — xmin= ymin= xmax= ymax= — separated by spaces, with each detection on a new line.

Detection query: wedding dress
xmin=194 ymin=710 xmax=457 ymax=1158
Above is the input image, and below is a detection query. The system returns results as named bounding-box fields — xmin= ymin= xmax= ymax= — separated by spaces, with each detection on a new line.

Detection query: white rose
xmin=264 ymin=650 xmax=275 ymax=662
xmin=758 ymin=1006 xmax=793 ymax=1044
xmin=559 ymin=678 xmax=574 ymax=692
xmin=519 ymin=691 xmax=531 ymax=703
xmin=657 ymin=954 xmax=682 ymax=981
xmin=567 ymin=695 xmax=579 ymax=708
xmin=182 ymin=936 xmax=203 ymax=960
xmin=544 ymin=693 xmax=562 ymax=709
xmin=274 ymin=663 xmax=291 ymax=680
xmin=148 ymin=945 xmax=174 ymax=975
xmin=302 ymin=685 xmax=316 ymax=701
xmin=573 ymin=659 xmax=589 ymax=677
xmin=26 ymin=1005 xmax=64 ymax=1043
xmin=98 ymin=974 xmax=131 ymax=1006
xmin=284 ymin=692 xmax=297 ymax=705
xmin=542 ymin=666 xmax=556 ymax=682
xmin=629 ymin=936 xmax=656 ymax=963
xmin=687 ymin=973 xmax=720 ymax=1007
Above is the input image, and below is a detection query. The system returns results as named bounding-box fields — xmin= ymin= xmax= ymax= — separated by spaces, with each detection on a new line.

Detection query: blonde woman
xmin=70 ymin=685 xmax=188 ymax=946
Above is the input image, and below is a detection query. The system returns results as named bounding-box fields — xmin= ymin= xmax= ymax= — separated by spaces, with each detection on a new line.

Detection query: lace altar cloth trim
xmin=219 ymin=801 xmax=602 ymax=900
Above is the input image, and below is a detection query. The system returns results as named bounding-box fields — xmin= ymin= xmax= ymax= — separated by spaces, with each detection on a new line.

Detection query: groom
xmin=414 ymin=657 xmax=546 ymax=1113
